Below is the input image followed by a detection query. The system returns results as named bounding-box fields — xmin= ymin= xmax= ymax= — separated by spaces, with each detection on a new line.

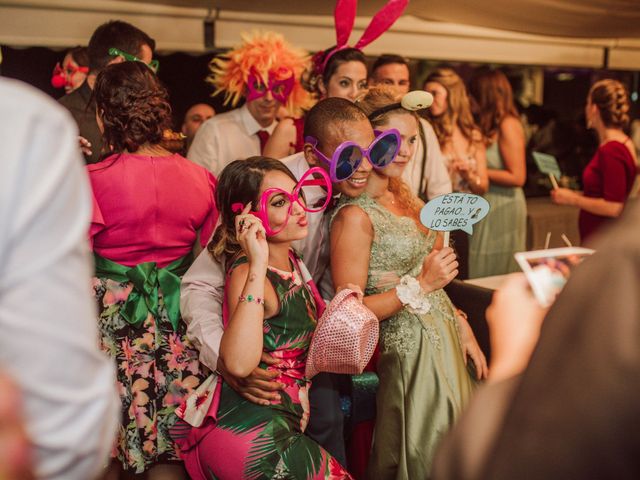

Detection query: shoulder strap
xmin=418 ymin=120 xmax=429 ymax=202
xmin=289 ymin=250 xmax=326 ymax=317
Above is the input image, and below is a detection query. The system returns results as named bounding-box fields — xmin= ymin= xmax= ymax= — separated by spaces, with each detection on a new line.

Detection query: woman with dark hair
xmin=174 ymin=157 xmax=352 ymax=479
xmin=88 ymin=61 xmax=217 ymax=479
xmin=551 ymin=79 xmax=638 ymax=241
xmin=468 ymin=69 xmax=527 ymax=278
xmin=263 ymin=47 xmax=368 ymax=159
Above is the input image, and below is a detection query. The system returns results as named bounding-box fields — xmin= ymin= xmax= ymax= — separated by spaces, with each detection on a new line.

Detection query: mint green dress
xmin=332 ymin=194 xmax=476 ymax=480
xmin=468 ymin=142 xmax=527 ymax=278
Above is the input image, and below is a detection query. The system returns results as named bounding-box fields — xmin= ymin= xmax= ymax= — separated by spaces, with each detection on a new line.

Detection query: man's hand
xmin=217 ymin=353 xmax=285 ymax=406
xmin=0 ymin=372 xmax=34 ymax=480
xmin=78 ymin=136 xmax=92 ymax=156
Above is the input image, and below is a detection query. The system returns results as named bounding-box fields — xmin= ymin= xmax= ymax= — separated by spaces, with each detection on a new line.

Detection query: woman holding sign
xmin=551 ymin=79 xmax=637 ymax=242
xmin=468 ymin=68 xmax=527 ymax=278
xmin=332 ymin=87 xmax=487 ymax=480
xmin=424 ymin=67 xmax=489 ymax=278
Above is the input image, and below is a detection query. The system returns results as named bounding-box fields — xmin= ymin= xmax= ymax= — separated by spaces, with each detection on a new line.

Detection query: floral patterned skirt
xmin=173 ymin=374 xmax=352 ymax=480
xmin=93 ymin=277 xmax=207 ymax=473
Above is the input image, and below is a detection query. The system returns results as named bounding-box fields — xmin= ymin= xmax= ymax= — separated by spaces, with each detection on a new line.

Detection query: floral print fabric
xmin=173 ymin=254 xmax=352 ymax=479
xmin=94 ymin=277 xmax=207 ymax=473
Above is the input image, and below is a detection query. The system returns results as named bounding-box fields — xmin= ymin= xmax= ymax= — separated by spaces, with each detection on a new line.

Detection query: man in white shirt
xmin=182 ymin=98 xmax=379 ymax=464
xmin=188 ymin=32 xmax=310 ymax=174
xmin=369 ymin=54 xmax=452 ymax=200
xmin=188 ymin=101 xmax=278 ymax=175
xmin=0 ymin=78 xmax=118 ymax=479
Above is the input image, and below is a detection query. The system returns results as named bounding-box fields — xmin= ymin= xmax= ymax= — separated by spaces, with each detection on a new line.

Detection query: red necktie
xmin=257 ymin=130 xmax=270 ymax=154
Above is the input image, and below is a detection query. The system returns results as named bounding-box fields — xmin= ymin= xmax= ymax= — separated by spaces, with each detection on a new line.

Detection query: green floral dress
xmin=173 ymin=254 xmax=352 ymax=479
xmin=94 ymin=275 xmax=206 ymax=473
xmin=332 ymin=194 xmax=476 ymax=480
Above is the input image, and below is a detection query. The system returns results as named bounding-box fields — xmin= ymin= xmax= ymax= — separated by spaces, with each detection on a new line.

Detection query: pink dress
xmin=87 ymin=152 xmax=218 ymax=473
xmin=88 ymin=152 xmax=218 ymax=266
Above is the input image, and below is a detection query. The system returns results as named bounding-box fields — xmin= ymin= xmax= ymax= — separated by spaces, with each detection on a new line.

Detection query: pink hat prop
xmin=305 ymin=288 xmax=379 ymax=379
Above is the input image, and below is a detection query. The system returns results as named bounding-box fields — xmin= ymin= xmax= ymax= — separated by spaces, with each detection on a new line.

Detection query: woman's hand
xmin=550 ymin=187 xmax=580 ymax=207
xmin=451 ymin=157 xmax=471 ymax=176
xmin=235 ymin=203 xmax=269 ymax=267
xmin=336 ymin=283 xmax=364 ymax=302
xmin=455 ymin=310 xmax=489 ymax=380
xmin=78 ymin=136 xmax=92 ymax=156
xmin=486 ymin=273 xmax=548 ymax=383
xmin=417 ymin=247 xmax=459 ymax=293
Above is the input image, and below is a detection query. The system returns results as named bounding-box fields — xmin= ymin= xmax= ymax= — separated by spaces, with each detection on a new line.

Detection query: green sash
xmin=94 ymin=253 xmax=192 ymax=331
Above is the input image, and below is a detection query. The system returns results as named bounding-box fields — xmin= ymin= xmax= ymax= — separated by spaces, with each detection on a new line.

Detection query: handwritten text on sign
xmin=419 ymin=193 xmax=490 ymax=235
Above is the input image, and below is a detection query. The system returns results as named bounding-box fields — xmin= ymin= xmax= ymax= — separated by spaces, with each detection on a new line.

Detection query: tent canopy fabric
xmin=1 ymin=0 xmax=639 ymax=69
xmin=129 ymin=0 xmax=640 ymax=39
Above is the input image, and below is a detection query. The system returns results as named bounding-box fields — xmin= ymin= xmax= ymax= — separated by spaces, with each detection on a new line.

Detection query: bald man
xmin=181 ymin=103 xmax=215 ymax=148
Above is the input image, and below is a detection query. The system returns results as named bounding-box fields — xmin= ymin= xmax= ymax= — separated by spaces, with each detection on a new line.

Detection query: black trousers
xmin=306 ymin=372 xmax=348 ymax=465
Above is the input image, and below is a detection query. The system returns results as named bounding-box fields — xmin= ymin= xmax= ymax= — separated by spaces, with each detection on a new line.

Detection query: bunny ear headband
xmin=319 ymin=0 xmax=409 ymax=74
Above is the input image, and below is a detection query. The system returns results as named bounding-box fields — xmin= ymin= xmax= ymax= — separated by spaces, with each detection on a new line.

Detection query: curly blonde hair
xmin=589 ymin=79 xmax=631 ymax=130
xmin=356 ymin=86 xmax=425 ymax=223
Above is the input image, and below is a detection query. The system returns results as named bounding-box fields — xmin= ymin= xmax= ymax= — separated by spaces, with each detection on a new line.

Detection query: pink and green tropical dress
xmin=173 ymin=254 xmax=352 ymax=479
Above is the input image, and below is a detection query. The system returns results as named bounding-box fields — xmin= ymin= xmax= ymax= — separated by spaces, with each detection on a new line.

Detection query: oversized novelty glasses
xmin=108 ymin=47 xmax=159 ymax=73
xmin=246 ymin=70 xmax=295 ymax=104
xmin=51 ymin=62 xmax=89 ymax=89
xmin=232 ymin=167 xmax=332 ymax=236
xmin=305 ymin=129 xmax=401 ymax=183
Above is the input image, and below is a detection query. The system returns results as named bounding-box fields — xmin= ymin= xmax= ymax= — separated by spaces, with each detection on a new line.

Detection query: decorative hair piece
xmin=314 ymin=0 xmax=408 ymax=75
xmin=207 ymin=31 xmax=313 ymax=115
xmin=367 ymin=90 xmax=433 ymax=120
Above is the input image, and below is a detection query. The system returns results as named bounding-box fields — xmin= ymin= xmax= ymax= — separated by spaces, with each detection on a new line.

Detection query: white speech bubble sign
xmin=419 ymin=193 xmax=490 ymax=235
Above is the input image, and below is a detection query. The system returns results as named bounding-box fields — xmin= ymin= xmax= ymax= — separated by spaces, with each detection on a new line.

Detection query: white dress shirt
xmin=402 ymin=118 xmax=453 ymax=200
xmin=187 ymin=104 xmax=277 ymax=175
xmin=181 ymin=152 xmax=332 ymax=371
xmin=0 ymin=78 xmax=118 ymax=480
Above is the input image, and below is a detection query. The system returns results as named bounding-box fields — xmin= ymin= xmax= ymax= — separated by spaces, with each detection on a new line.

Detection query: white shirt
xmin=187 ymin=104 xmax=277 ymax=175
xmin=402 ymin=118 xmax=453 ymax=200
xmin=0 ymin=78 xmax=118 ymax=480
xmin=181 ymin=152 xmax=332 ymax=371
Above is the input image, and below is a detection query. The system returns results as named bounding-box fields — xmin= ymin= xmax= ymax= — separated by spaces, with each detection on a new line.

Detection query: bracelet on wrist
xmin=395 ymin=275 xmax=431 ymax=314
xmin=239 ymin=294 xmax=265 ymax=305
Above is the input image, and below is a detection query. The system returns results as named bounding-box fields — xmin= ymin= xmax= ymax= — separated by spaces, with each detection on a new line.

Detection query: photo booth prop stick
xmin=532 ymin=151 xmax=561 ymax=189
xmin=420 ymin=193 xmax=490 ymax=247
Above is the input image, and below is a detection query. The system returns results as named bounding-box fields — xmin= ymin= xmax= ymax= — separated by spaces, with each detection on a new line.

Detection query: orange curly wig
xmin=207 ymin=31 xmax=313 ymax=116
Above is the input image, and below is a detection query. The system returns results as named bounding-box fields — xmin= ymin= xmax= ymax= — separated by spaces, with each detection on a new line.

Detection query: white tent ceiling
xmin=1 ymin=0 xmax=639 ymax=69
xmin=128 ymin=0 xmax=640 ymax=39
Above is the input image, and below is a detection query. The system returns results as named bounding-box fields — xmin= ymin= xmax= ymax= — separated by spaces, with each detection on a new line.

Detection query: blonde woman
xmin=424 ymin=68 xmax=488 ymax=278
xmin=468 ymin=69 xmax=527 ymax=278
xmin=424 ymin=67 xmax=488 ymax=195
xmin=332 ymin=87 xmax=487 ymax=479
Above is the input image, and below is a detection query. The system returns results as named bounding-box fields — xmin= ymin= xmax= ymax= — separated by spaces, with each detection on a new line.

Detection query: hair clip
xmin=367 ymin=90 xmax=434 ymax=120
